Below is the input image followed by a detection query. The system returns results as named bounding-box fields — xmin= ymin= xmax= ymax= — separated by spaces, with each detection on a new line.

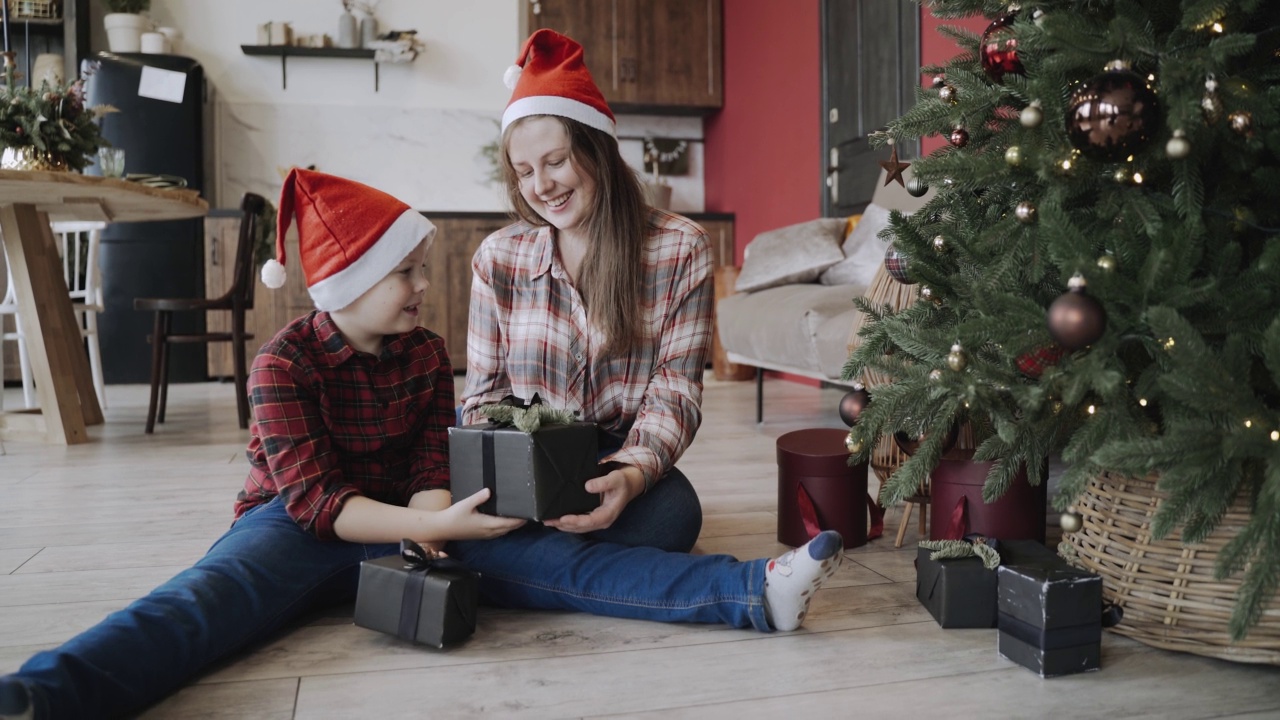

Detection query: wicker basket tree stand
xmin=1066 ymin=472 xmax=1280 ymax=664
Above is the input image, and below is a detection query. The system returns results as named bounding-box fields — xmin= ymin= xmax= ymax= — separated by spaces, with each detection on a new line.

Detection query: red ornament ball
xmin=949 ymin=127 xmax=970 ymax=148
xmin=1066 ymin=66 xmax=1160 ymax=161
xmin=1048 ymin=288 xmax=1106 ymax=350
xmin=1016 ymin=345 xmax=1066 ymax=379
xmin=980 ymin=15 xmax=1025 ymax=82
xmin=838 ymin=388 xmax=871 ymax=426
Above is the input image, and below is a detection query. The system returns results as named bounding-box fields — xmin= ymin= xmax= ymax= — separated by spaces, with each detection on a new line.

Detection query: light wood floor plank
xmin=1 ymin=379 xmax=1276 ymax=720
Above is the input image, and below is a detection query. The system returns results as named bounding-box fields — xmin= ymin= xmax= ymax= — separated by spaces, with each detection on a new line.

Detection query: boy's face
xmin=334 ymin=238 xmax=430 ymax=350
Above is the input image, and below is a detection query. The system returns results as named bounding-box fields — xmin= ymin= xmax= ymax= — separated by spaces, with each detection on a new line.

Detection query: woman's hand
xmin=437 ymin=488 xmax=527 ymax=540
xmin=544 ymin=465 xmax=645 ymax=535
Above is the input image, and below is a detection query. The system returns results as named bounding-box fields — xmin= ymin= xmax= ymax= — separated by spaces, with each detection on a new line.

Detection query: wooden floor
xmin=2 ymin=379 xmax=1278 ymax=719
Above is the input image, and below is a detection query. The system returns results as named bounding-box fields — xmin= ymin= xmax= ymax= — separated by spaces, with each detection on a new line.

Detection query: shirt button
xmin=575 ymin=353 xmax=584 ymax=362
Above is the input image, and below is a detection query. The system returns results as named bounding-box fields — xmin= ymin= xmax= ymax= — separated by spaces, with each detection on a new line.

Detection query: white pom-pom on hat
xmin=260 ymin=258 xmax=287 ymax=289
xmin=503 ymin=64 xmax=522 ymax=90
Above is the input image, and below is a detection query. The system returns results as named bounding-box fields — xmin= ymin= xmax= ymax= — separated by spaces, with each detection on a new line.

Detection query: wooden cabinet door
xmin=526 ymin=0 xmax=722 ymax=113
xmin=206 ymin=218 xmax=312 ymax=379
xmin=527 ymin=0 xmax=620 ymax=103
xmin=417 ymin=217 xmax=511 ymax=372
xmin=697 ymin=218 xmax=736 ymax=270
xmin=628 ymin=0 xmax=722 ymax=110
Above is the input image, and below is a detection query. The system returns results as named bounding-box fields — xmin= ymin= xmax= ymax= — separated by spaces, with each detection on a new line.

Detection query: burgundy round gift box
xmin=776 ymin=428 xmax=868 ymax=548
xmin=929 ymin=449 xmax=1046 ymax=542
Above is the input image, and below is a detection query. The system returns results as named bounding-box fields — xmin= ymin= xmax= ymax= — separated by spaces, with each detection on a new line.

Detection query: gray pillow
xmin=735 ymin=218 xmax=846 ymax=293
xmin=819 ymin=203 xmax=893 ymax=290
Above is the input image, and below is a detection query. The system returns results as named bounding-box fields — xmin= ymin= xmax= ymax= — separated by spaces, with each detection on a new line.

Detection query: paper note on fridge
xmin=137 ymin=66 xmax=187 ymax=104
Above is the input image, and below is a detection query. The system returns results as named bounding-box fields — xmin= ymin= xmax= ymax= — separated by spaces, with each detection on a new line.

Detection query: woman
xmin=461 ymin=28 xmax=710 ymax=553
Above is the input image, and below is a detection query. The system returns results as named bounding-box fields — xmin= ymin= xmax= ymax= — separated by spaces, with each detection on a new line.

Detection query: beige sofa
xmin=717 ymin=169 xmax=930 ymax=421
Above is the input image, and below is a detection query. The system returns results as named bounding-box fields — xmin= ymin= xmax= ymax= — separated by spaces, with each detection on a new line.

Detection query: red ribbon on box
xmin=796 ymin=483 xmax=884 ymax=542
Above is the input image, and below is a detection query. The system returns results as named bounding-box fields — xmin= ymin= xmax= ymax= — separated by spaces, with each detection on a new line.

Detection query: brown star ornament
xmin=880 ymin=145 xmax=911 ymax=187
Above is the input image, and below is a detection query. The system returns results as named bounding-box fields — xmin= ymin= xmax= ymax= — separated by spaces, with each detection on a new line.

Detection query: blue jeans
xmin=456 ymin=407 xmax=704 ymax=552
xmin=10 ymin=498 xmax=765 ymax=719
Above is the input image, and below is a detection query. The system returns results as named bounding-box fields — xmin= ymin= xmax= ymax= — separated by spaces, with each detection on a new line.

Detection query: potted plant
xmin=102 ymin=0 xmax=151 ymax=53
xmin=0 ymin=76 xmax=111 ymax=172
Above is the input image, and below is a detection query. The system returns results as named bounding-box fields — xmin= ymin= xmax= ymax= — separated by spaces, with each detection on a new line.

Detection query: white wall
xmin=90 ymin=0 xmax=705 ymax=213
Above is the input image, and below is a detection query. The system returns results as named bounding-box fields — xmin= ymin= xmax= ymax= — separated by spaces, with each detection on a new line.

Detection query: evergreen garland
xmin=843 ymin=0 xmax=1280 ymax=638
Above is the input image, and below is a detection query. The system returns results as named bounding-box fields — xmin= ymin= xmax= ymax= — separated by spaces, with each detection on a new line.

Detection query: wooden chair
xmin=134 ymin=193 xmax=266 ymax=434
xmin=1 ymin=221 xmax=107 ymax=411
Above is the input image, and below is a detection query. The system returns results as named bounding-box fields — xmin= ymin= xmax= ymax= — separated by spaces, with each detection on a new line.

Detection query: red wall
xmin=705 ymin=4 xmax=990 ymax=253
xmin=704 ymin=0 xmax=821 ymax=265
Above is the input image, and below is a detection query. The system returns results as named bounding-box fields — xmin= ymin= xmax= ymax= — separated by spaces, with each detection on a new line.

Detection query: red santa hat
xmin=261 ymin=168 xmax=436 ymax=312
xmin=502 ymin=28 xmax=615 ymax=137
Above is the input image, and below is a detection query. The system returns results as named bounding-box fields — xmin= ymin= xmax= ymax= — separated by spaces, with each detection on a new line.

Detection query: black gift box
xmin=354 ymin=545 xmax=479 ymax=649
xmin=449 ymin=422 xmax=603 ymax=521
xmin=997 ymin=628 xmax=1101 ymax=678
xmin=997 ymin=555 xmax=1103 ymax=677
xmin=916 ymin=540 xmax=1056 ymax=628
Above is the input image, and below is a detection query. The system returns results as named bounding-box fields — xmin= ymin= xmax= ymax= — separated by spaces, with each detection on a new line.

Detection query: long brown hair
xmin=501 ymin=115 xmax=649 ymax=356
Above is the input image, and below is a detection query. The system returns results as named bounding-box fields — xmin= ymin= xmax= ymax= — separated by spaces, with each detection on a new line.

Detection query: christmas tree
xmin=842 ymin=0 xmax=1280 ymax=639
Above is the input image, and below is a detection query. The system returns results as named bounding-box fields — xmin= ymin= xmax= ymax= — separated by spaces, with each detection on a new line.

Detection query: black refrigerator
xmin=83 ymin=52 xmax=211 ymax=384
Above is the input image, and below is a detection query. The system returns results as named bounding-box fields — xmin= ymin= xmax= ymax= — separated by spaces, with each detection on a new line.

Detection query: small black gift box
xmin=449 ymin=421 xmax=602 ymax=521
xmin=354 ymin=540 xmax=479 ymax=649
xmin=916 ymin=539 xmax=1056 ymax=628
xmin=997 ymin=555 xmax=1103 ymax=677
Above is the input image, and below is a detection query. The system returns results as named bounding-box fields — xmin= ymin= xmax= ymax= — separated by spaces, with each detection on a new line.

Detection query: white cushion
xmin=717 ymin=283 xmax=862 ymax=374
xmin=734 ymin=218 xmax=846 ymax=293
xmin=819 ymin=203 xmax=893 ymax=290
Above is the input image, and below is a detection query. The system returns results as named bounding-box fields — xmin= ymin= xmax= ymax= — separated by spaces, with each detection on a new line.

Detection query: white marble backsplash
xmin=214 ymin=100 xmax=706 ymax=213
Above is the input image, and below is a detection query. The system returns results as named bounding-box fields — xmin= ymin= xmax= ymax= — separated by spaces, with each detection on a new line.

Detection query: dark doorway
xmin=821 ymin=1 xmax=920 ymax=217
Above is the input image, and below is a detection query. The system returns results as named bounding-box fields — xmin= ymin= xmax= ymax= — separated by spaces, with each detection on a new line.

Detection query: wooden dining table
xmin=0 ymin=169 xmax=208 ymax=444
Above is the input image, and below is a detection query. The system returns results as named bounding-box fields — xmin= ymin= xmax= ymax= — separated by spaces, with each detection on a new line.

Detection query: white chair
xmin=0 ymin=221 xmax=108 ymax=411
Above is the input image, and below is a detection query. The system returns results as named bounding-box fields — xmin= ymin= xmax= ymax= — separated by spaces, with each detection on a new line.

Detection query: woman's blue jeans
xmin=9 ymin=497 xmax=763 ymax=719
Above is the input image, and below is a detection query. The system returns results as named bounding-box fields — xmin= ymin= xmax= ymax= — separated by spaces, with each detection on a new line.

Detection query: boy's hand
xmin=544 ymin=465 xmax=644 ymax=535
xmin=440 ymin=488 xmax=526 ymax=539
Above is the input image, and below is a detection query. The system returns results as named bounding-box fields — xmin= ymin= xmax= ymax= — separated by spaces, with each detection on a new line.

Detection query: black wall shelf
xmin=240 ymin=44 xmax=382 ymax=91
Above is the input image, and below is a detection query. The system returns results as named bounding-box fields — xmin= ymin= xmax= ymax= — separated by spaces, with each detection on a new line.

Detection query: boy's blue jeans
xmin=10 ymin=496 xmax=764 ymax=719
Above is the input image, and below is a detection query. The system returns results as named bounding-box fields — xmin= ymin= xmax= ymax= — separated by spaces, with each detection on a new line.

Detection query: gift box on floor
xmin=916 ymin=539 xmax=1057 ymax=628
xmin=449 ymin=421 xmax=602 ymax=521
xmin=997 ymin=555 xmax=1103 ymax=677
xmin=354 ymin=540 xmax=480 ymax=649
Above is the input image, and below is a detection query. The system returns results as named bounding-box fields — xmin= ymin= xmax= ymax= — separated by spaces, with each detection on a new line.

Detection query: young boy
xmin=0 ymin=170 xmax=843 ymax=720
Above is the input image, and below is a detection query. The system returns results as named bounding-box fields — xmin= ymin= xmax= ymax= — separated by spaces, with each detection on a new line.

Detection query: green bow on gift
xmin=479 ymin=393 xmax=576 ymax=433
xmin=919 ymin=536 xmax=1002 ymax=570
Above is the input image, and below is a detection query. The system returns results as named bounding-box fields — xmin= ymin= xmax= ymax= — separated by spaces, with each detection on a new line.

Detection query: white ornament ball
xmin=1166 ymin=131 xmax=1191 ymax=159
xmin=1020 ymin=102 xmax=1043 ymax=128
xmin=260 ymin=259 xmax=287 ymax=289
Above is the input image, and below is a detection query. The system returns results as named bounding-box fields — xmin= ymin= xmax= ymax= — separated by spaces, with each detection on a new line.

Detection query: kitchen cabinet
xmin=527 ymin=0 xmax=723 ymax=114
xmin=206 ymin=212 xmax=734 ymax=378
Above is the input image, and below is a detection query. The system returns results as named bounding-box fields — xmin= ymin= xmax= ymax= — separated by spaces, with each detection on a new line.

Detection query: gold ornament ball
xmin=1201 ymin=94 xmax=1223 ymax=124
xmin=1096 ymin=254 xmax=1117 ymax=272
xmin=1060 ymin=511 xmax=1084 ymax=534
xmin=929 ymin=368 xmax=944 ymax=382
xmin=1015 ymin=201 xmax=1038 ymax=224
xmin=1004 ymin=145 xmax=1023 ymax=166
xmin=946 ymin=345 xmax=967 ymax=372
xmin=932 ymin=235 xmax=947 ymax=253
xmin=845 ymin=432 xmax=864 ymax=454
xmin=1229 ymin=110 xmax=1253 ymax=135
xmin=939 ymin=85 xmax=957 ymax=105
xmin=919 ymin=285 xmax=934 ymax=301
